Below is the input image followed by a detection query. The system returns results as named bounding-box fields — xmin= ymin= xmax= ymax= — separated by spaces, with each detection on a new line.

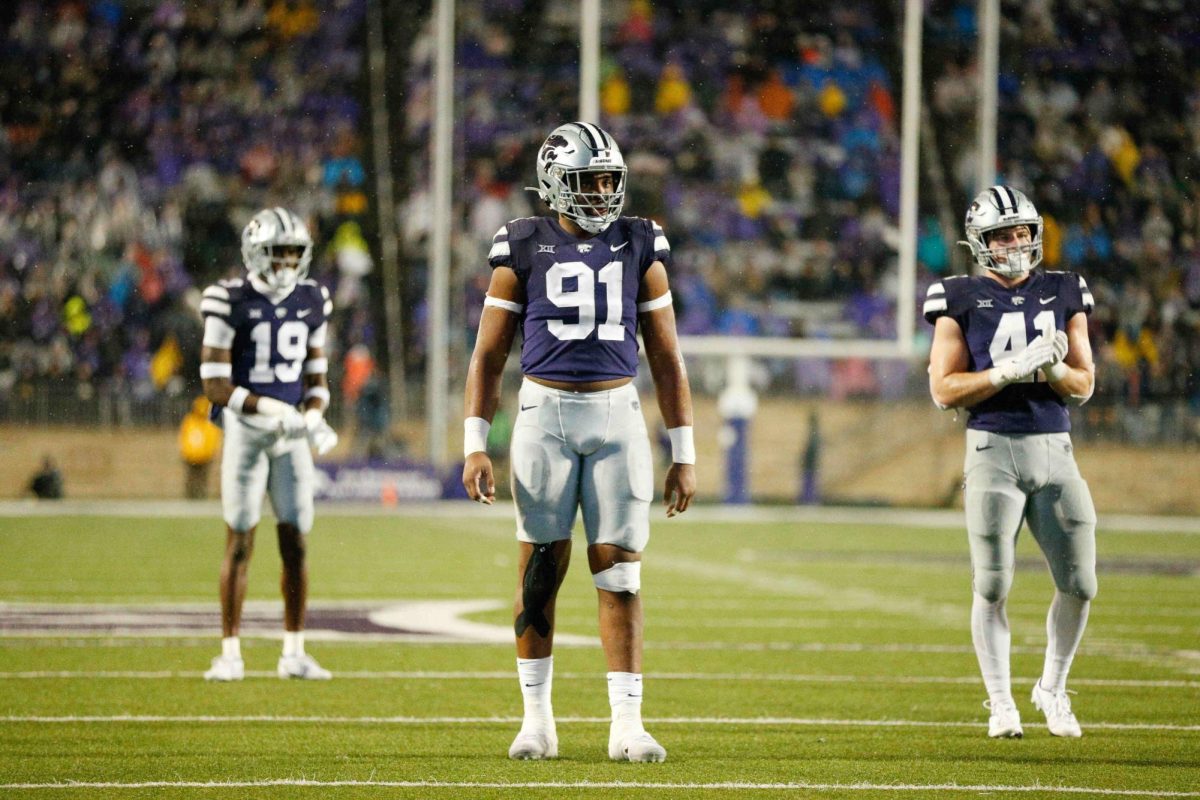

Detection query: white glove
xmin=279 ymin=406 xmax=308 ymax=438
xmin=256 ymin=396 xmax=308 ymax=438
xmin=304 ymin=408 xmax=339 ymax=455
xmin=1042 ymin=330 xmax=1070 ymax=381
xmin=989 ymin=335 xmax=1058 ymax=387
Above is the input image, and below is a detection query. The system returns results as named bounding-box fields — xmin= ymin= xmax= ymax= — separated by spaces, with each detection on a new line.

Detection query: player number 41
xmin=989 ymin=310 xmax=1056 ymax=371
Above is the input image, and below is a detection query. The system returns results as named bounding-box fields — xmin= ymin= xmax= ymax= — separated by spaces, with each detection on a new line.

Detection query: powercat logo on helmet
xmin=541 ymin=135 xmax=570 ymax=166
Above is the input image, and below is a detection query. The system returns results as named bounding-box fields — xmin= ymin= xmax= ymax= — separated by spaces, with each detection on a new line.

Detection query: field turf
xmin=0 ymin=507 xmax=1197 ymax=798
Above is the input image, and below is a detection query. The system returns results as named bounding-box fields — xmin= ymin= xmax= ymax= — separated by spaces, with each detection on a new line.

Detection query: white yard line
xmin=0 ymin=670 xmax=1194 ymax=689
xmin=4 ymin=714 xmax=1197 ymax=731
xmin=1 ymin=499 xmax=1196 ymax=534
xmin=0 ymin=778 xmax=1196 ymax=796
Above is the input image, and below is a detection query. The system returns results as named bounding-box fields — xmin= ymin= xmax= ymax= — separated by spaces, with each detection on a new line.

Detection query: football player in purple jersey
xmin=197 ymin=207 xmax=339 ymax=682
xmin=925 ymin=186 xmax=1097 ymax=739
xmin=462 ymin=122 xmax=695 ymax=762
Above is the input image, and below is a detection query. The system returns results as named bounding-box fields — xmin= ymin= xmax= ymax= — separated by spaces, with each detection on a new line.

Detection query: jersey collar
xmin=248 ymin=273 xmax=298 ymax=304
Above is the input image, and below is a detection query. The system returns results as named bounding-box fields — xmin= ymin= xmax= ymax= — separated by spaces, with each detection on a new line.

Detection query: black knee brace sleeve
xmin=514 ymin=544 xmax=558 ymax=638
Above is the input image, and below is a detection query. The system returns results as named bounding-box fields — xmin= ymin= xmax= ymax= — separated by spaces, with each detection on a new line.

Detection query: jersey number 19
xmin=249 ymin=320 xmax=308 ymax=384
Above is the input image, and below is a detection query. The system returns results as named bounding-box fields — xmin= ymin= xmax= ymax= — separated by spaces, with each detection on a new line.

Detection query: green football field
xmin=0 ymin=506 xmax=1197 ymax=799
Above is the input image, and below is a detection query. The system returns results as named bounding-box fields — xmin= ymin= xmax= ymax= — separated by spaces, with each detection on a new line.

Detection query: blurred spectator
xmin=27 ymin=456 xmax=64 ymax=500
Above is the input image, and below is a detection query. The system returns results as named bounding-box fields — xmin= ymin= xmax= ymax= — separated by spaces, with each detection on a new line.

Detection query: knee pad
xmin=515 ymin=544 xmax=558 ymax=638
xmin=593 ymin=561 xmax=641 ymax=595
xmin=972 ymin=568 xmax=1012 ymax=604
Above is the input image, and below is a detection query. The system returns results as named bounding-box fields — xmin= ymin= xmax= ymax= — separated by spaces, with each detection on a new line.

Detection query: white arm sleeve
xmin=203 ymin=316 xmax=236 ymax=349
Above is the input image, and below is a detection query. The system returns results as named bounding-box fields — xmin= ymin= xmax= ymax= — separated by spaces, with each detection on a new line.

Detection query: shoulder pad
xmin=503 ymin=217 xmax=540 ymax=242
xmin=201 ymin=283 xmax=235 ymax=318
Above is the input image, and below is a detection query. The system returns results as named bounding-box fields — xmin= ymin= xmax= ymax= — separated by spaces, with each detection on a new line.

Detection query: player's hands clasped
xmin=992 ymin=333 xmax=1061 ymax=387
xmin=463 ymin=452 xmax=495 ymax=505
xmin=663 ymin=463 xmax=695 ymax=518
xmin=1048 ymin=330 xmax=1069 ymax=365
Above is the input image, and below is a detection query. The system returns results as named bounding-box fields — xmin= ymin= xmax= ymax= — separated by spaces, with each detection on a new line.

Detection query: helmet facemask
xmin=972 ymin=222 xmax=1043 ymax=277
xmin=549 ymin=165 xmax=627 ymax=234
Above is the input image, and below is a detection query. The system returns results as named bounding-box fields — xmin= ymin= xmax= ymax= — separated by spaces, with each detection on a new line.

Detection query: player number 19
xmin=249 ymin=320 xmax=308 ymax=384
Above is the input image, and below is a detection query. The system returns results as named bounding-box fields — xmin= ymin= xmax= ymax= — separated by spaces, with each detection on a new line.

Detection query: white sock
xmin=607 ymin=671 xmax=645 ymax=733
xmin=517 ymin=656 xmax=554 ymax=728
xmin=221 ymin=636 xmax=241 ymax=661
xmin=1041 ymin=591 xmax=1090 ymax=693
xmin=283 ymin=631 xmax=304 ymax=658
xmin=971 ymin=593 xmax=1013 ymax=705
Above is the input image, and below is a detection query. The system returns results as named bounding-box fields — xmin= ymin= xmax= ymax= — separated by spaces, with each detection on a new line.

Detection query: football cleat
xmin=609 ymin=728 xmax=667 ymax=762
xmin=277 ymin=653 xmax=332 ymax=680
xmin=1031 ymin=682 xmax=1082 ymax=738
xmin=204 ymin=655 xmax=245 ymax=682
xmin=983 ymin=698 xmax=1023 ymax=739
xmin=508 ymin=726 xmax=558 ymax=760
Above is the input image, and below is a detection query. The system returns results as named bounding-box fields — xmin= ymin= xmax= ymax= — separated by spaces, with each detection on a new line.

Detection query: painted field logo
xmin=0 ymin=601 xmax=598 ymax=645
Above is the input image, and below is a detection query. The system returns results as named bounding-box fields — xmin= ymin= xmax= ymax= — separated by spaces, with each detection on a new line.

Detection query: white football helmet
xmin=961 ymin=186 xmax=1043 ymax=276
xmin=531 ymin=122 xmax=627 ymax=234
xmin=241 ymin=207 xmax=313 ymax=291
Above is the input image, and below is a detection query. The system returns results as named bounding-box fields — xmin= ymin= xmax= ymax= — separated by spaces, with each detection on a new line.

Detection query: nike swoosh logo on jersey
xmin=610 ymin=241 xmax=629 ymax=251
xmin=520 ymin=403 xmax=538 ymax=411
xmin=975 ymin=444 xmax=993 ymax=451
xmin=1040 ymin=296 xmax=1056 ymax=304
xmin=524 ymin=682 xmax=544 ymax=687
xmin=297 ymin=309 xmax=312 ymax=318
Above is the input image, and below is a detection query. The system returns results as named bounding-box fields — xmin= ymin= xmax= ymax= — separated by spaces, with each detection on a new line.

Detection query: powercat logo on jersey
xmin=1013 ymin=296 xmax=1025 ymax=305
xmin=576 ymin=243 xmax=593 ymax=253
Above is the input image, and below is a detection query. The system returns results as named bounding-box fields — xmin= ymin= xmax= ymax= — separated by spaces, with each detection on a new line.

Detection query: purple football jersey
xmin=201 ymin=278 xmax=331 ymax=407
xmin=488 ymin=216 xmax=671 ymax=382
xmin=924 ymin=270 xmax=1094 ymax=433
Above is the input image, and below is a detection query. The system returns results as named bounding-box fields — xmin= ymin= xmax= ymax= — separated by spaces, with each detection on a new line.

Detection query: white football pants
xmin=220 ymin=409 xmax=315 ymax=534
xmin=509 ymin=378 xmax=654 ymax=553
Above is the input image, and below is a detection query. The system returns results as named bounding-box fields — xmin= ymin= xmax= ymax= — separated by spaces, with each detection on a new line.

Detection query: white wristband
xmin=255 ymin=396 xmax=292 ymax=418
xmin=667 ymin=425 xmax=696 ymax=465
xmin=464 ymin=416 xmax=490 ymax=457
xmin=304 ymin=386 xmax=331 ymax=405
xmin=228 ymin=386 xmax=250 ymax=414
xmin=1043 ymin=361 xmax=1069 ymax=382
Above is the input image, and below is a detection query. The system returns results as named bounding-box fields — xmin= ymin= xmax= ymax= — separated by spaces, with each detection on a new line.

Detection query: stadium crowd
xmin=403 ymin=0 xmax=1199 ymax=439
xmin=0 ymin=0 xmax=373 ymax=420
xmin=2 ymin=0 xmax=1197 ymax=443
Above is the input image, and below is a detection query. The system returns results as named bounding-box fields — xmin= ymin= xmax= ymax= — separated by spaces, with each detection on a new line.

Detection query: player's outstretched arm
xmin=462 ymin=267 xmax=522 ymax=505
xmin=638 ymin=261 xmax=695 ymax=517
